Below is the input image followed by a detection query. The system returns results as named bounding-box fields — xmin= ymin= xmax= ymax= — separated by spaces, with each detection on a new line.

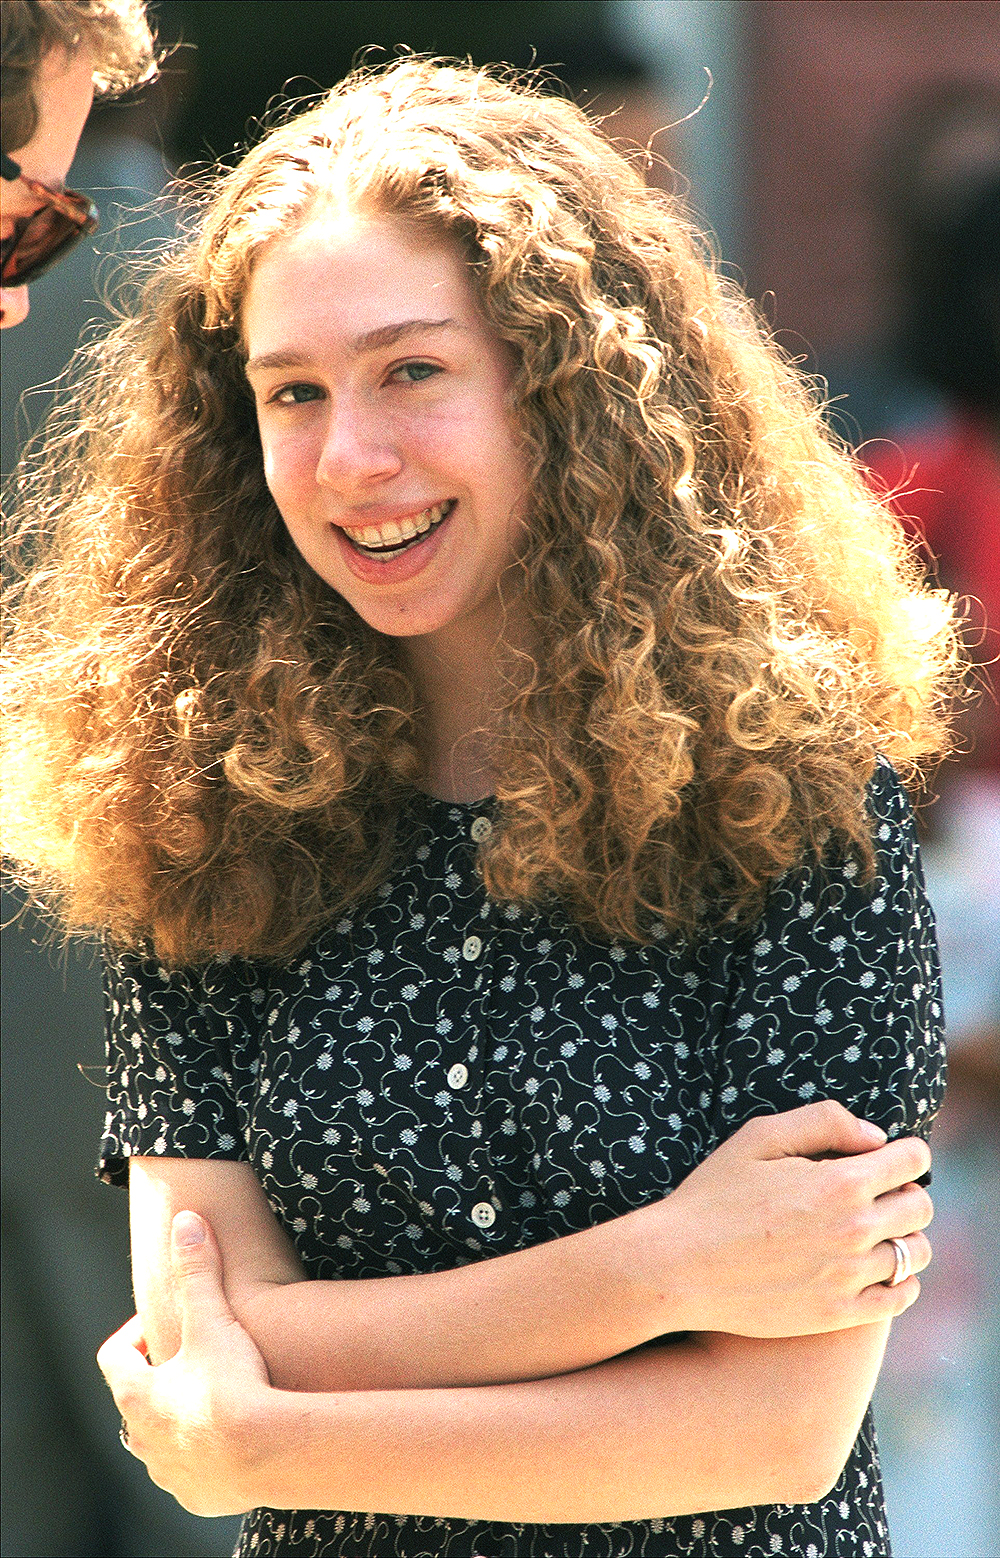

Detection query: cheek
xmin=260 ymin=430 xmax=317 ymax=513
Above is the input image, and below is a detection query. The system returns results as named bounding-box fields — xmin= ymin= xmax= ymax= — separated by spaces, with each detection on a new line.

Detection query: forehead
xmin=241 ymin=214 xmax=481 ymax=352
xmin=14 ymin=46 xmax=95 ymax=187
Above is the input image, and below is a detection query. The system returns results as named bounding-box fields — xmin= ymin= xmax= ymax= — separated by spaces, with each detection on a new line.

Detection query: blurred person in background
xmin=4 ymin=57 xmax=956 ymax=1558
xmin=0 ymin=0 xmax=156 ymax=328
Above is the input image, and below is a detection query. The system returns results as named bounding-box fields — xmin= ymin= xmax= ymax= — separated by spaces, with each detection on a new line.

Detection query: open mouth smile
xmin=343 ymin=499 xmax=456 ymax=559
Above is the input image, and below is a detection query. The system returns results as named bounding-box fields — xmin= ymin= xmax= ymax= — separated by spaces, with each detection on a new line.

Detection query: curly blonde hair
xmin=1 ymin=59 xmax=960 ymax=966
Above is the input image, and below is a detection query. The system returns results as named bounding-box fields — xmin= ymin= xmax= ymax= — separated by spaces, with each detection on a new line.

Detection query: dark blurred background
xmin=2 ymin=4 xmax=997 ymax=1555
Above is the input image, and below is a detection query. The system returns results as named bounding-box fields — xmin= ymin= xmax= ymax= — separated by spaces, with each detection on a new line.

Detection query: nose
xmin=0 ymin=283 xmax=30 ymax=329
xmin=315 ymin=398 xmax=403 ymax=492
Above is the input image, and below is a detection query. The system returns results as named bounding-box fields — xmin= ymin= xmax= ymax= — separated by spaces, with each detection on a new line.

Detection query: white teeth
xmin=346 ymin=500 xmax=452 ymax=555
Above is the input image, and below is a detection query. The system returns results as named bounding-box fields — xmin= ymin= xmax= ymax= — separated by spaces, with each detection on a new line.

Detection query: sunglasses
xmin=1 ymin=150 xmax=98 ymax=287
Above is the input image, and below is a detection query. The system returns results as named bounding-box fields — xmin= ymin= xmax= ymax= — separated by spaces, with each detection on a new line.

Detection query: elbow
xmin=775 ymin=1421 xmax=859 ymax=1506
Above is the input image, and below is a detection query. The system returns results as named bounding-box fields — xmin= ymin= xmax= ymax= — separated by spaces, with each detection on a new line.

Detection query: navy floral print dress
xmin=99 ymin=760 xmax=945 ymax=1557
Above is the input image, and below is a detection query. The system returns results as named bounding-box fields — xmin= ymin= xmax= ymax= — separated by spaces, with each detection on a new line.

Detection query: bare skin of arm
xmin=104 ymin=1211 xmax=895 ymax=1521
xmin=128 ymin=1100 xmax=932 ymax=1391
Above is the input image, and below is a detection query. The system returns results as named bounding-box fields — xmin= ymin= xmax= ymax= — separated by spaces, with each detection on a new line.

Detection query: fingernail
xmin=173 ymin=1211 xmax=205 ymax=1247
xmin=862 ymin=1121 xmax=888 ymax=1141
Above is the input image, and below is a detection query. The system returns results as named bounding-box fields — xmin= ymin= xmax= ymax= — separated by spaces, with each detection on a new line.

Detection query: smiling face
xmin=242 ymin=213 xmax=531 ymax=652
xmin=0 ymin=45 xmax=95 ymax=329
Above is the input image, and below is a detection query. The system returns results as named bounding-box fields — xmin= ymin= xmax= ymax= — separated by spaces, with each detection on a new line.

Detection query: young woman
xmin=2 ymin=58 xmax=956 ymax=1558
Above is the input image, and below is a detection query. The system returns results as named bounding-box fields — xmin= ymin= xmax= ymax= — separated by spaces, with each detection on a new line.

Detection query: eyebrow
xmin=244 ymin=317 xmax=466 ymax=376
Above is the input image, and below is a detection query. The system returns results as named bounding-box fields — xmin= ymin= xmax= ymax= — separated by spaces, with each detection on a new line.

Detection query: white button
xmin=447 ymin=1062 xmax=469 ymax=1089
xmin=470 ymin=816 xmax=493 ymax=843
xmin=462 ymin=935 xmax=483 ymax=960
xmin=471 ymin=1201 xmax=496 ymax=1229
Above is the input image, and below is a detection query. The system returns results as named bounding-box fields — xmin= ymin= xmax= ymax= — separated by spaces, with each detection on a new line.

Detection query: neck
xmin=400 ymin=599 xmax=536 ymax=803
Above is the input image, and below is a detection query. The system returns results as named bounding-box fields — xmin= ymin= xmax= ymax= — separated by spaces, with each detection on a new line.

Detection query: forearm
xmin=246 ymin=1321 xmax=892 ymax=1523
xmin=235 ymin=1209 xmax=671 ymax=1392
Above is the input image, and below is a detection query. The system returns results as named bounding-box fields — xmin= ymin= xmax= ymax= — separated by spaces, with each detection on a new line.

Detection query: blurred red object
xmin=866 ymin=411 xmax=1000 ymax=775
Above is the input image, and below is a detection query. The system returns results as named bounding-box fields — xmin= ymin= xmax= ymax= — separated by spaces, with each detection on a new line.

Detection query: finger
xmin=854 ymin=1271 xmax=922 ymax=1322
xmin=851 ymin=1137 xmax=932 ymax=1198
xmin=97 ymin=1316 xmax=152 ymax=1410
xmin=748 ymin=1100 xmax=889 ymax=1160
xmin=866 ymin=1231 xmax=932 ymax=1288
xmin=171 ymin=1210 xmax=239 ymax=1358
xmin=871 ymin=1183 xmax=934 ymax=1241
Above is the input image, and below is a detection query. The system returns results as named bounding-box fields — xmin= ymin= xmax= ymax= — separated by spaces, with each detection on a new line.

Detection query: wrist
xmin=613 ymin=1194 xmax=702 ymax=1339
xmin=234 ymin=1381 xmax=296 ymax=1509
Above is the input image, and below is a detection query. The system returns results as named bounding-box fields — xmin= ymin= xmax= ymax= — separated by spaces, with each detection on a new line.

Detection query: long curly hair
xmin=1 ymin=58 xmax=961 ymax=966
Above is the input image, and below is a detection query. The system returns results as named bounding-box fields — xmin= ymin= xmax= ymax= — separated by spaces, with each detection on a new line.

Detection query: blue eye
xmin=271 ymin=382 xmax=323 ymax=405
xmin=392 ymin=361 xmax=441 ymax=384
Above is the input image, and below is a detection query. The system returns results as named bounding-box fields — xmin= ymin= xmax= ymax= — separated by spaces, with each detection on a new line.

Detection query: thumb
xmin=754 ymin=1099 xmax=888 ymax=1160
xmin=171 ymin=1211 xmax=236 ymax=1355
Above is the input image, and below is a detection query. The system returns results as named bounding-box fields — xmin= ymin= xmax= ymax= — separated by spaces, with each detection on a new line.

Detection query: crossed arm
xmin=114 ymin=1104 xmax=932 ymax=1520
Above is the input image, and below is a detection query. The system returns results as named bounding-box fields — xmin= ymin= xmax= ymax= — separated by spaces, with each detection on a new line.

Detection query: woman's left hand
xmin=97 ymin=1210 xmax=273 ymax=1516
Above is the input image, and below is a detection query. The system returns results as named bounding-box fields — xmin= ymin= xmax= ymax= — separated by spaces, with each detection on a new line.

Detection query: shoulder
xmin=102 ymin=937 xmax=266 ymax=1027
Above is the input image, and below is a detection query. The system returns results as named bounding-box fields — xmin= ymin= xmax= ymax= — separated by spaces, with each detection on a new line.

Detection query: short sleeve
xmin=98 ymin=941 xmax=256 ymax=1186
xmin=713 ymin=761 xmax=946 ymax=1144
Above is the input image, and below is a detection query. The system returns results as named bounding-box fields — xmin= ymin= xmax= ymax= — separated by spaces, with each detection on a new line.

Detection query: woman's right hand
xmin=635 ymin=1100 xmax=933 ymax=1337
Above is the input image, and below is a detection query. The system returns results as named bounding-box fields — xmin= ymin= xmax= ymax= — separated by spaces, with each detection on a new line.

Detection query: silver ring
xmin=119 ymin=1415 xmax=131 ymax=1451
xmin=886 ymin=1236 xmax=913 ymax=1287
